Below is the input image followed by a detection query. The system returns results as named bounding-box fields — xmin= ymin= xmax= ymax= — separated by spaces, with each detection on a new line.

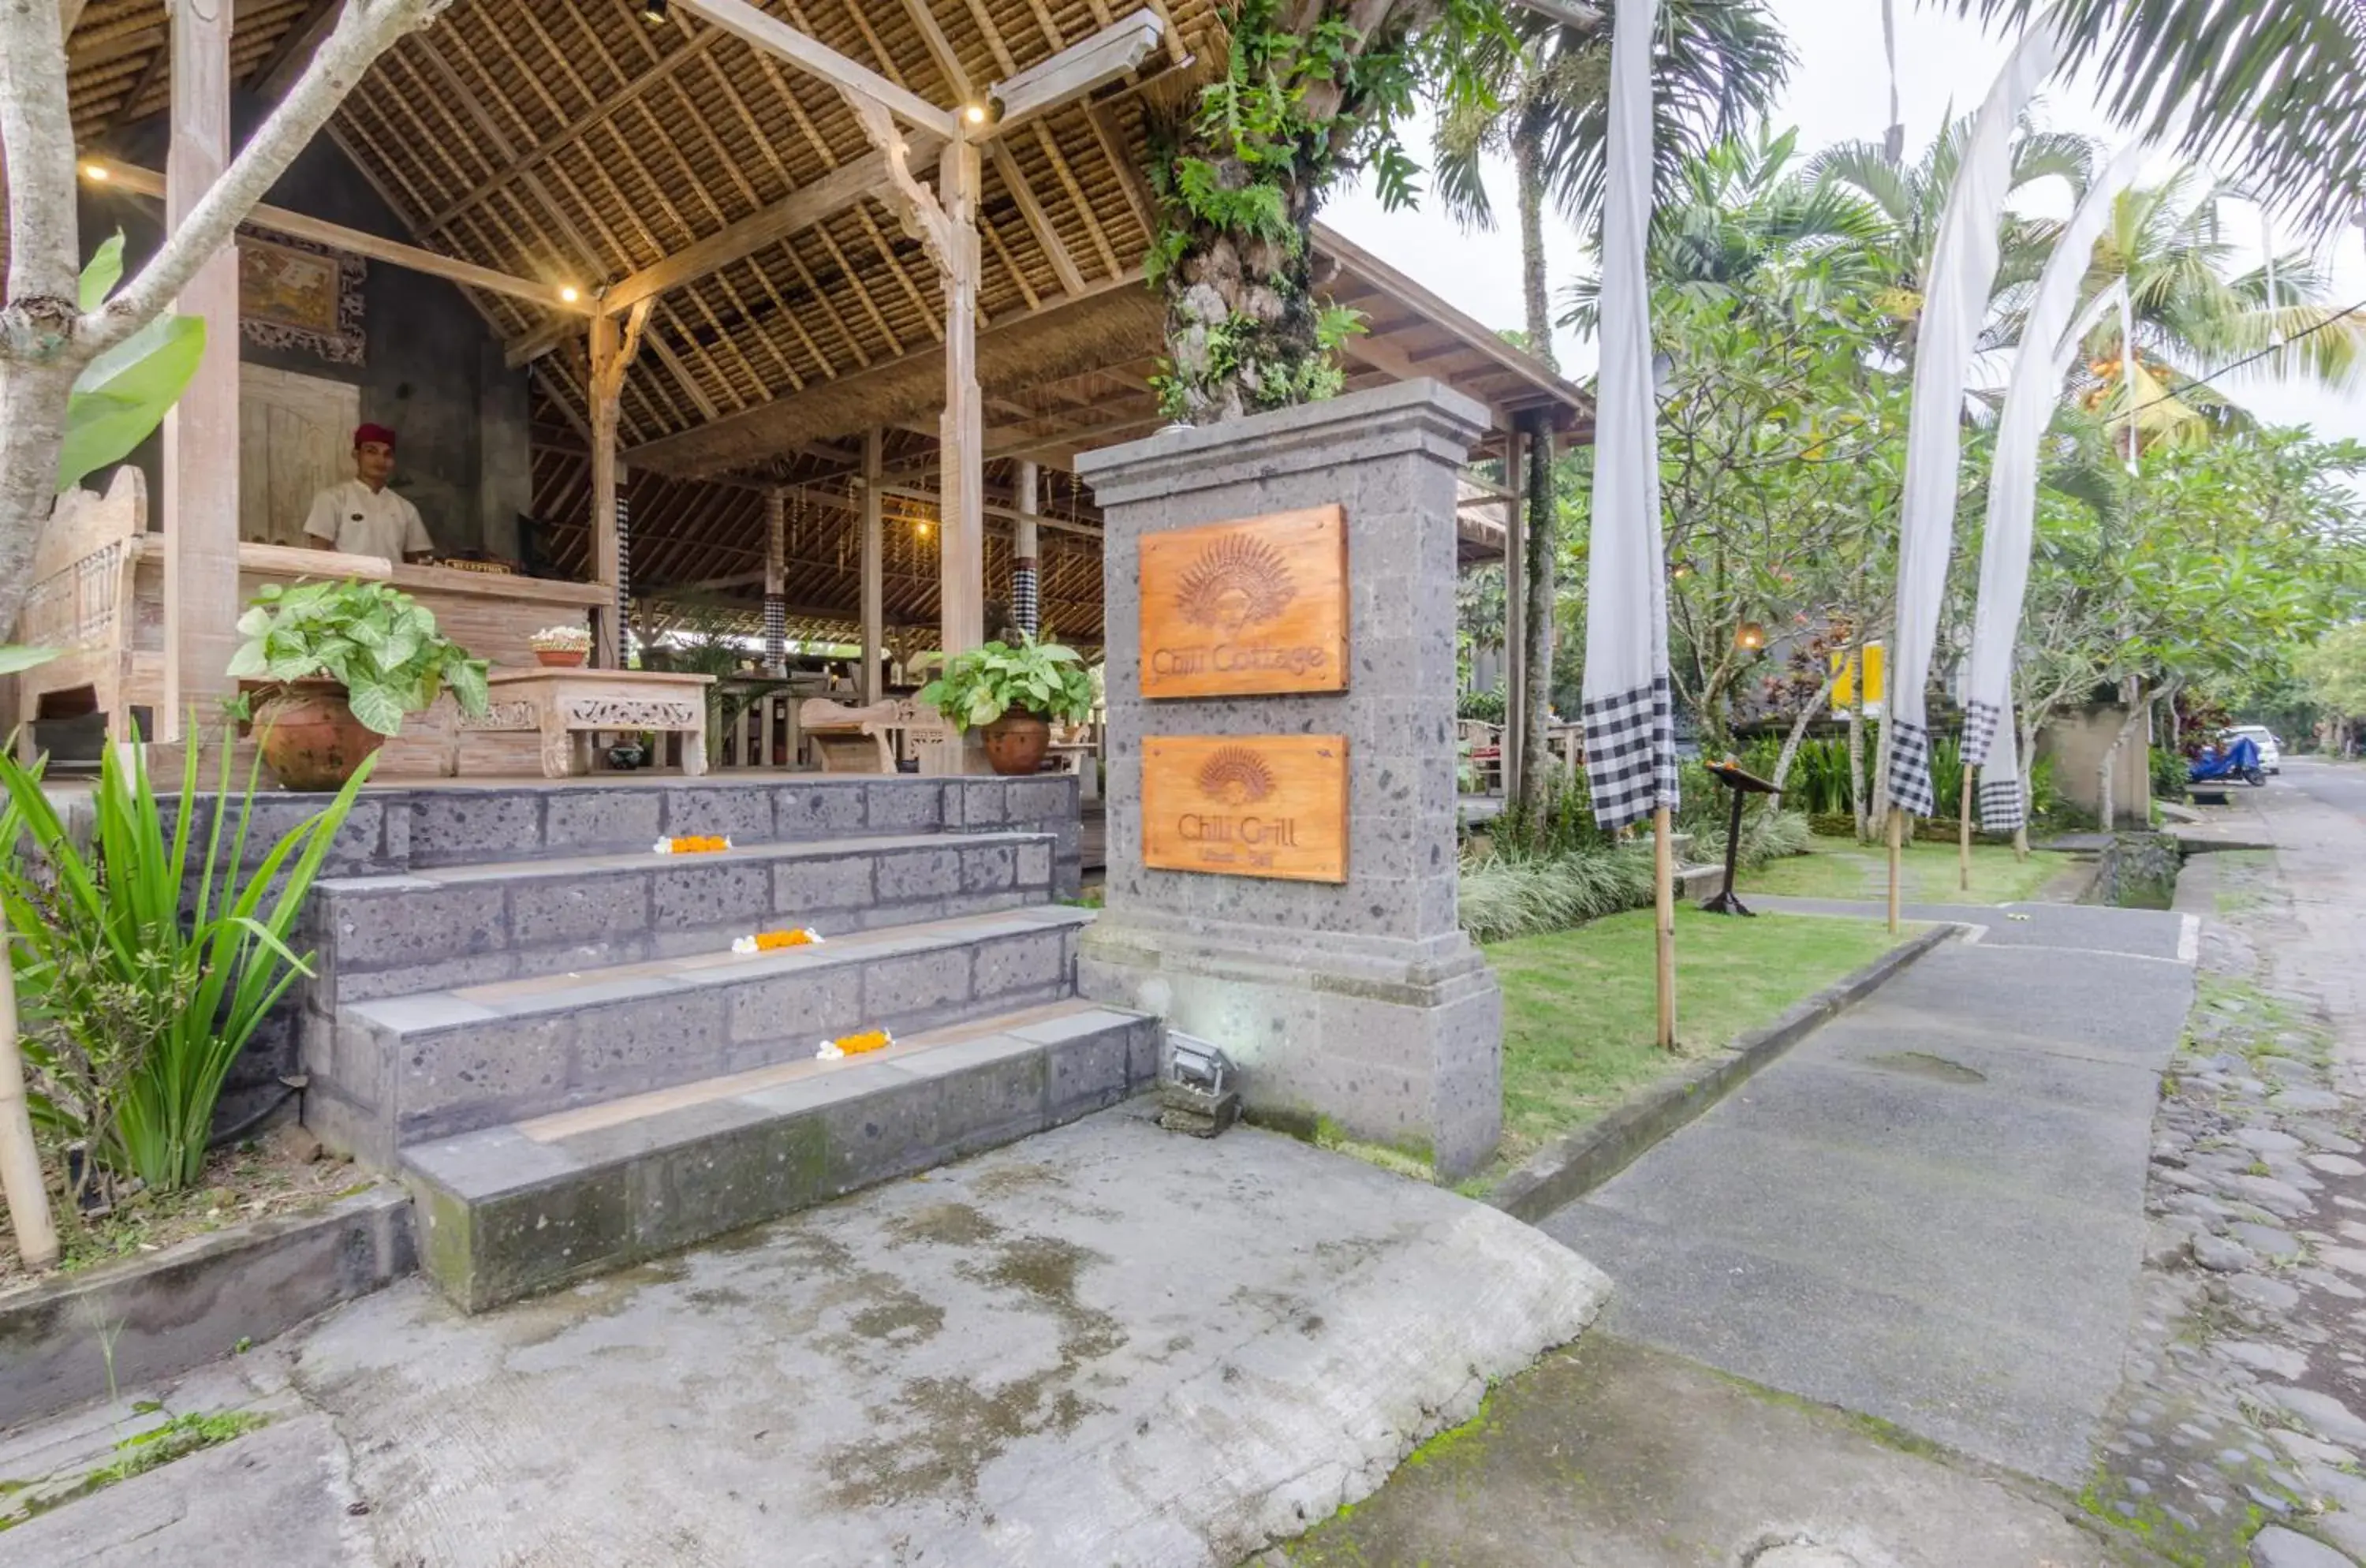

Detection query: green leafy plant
xmin=0 ymin=729 xmax=371 ymax=1193
xmin=226 ymin=580 xmax=490 ymax=736
xmin=1457 ymin=688 xmax=1508 ymax=724
xmin=918 ymin=636 xmax=1095 ymax=731
xmin=57 ymin=233 xmax=207 ymax=495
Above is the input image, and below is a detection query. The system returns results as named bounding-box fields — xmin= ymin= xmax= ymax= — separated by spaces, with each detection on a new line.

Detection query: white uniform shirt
xmin=302 ymin=478 xmax=433 ymax=562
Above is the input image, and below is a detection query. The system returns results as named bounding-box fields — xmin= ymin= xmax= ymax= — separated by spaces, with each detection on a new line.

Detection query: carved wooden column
xmin=860 ymin=427 xmax=885 ymax=704
xmin=935 ymin=136 xmax=984 ymax=659
xmin=1013 ymin=458 xmax=1040 ymax=639
xmin=764 ymin=490 xmax=788 ymax=676
xmin=162 ymin=0 xmax=241 ymax=737
xmin=587 ymin=300 xmax=650 ymax=667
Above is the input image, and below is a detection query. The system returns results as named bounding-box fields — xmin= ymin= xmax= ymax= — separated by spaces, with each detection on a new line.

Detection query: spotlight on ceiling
xmin=640 ymin=0 xmax=669 ymax=25
xmin=964 ymin=103 xmax=989 ymax=126
xmin=558 ymin=286 xmax=581 ymax=304
xmin=80 ymin=161 xmax=109 ymax=182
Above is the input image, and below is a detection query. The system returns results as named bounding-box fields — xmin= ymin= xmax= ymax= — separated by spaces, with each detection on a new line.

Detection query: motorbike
xmin=2189 ymin=735 xmax=2267 ymax=788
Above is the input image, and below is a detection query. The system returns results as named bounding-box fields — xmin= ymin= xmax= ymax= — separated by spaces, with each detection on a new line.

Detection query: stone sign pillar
xmin=1075 ymin=380 xmax=1502 ymax=1178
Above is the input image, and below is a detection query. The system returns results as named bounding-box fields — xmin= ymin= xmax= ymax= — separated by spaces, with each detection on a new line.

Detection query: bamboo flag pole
xmin=0 ymin=946 xmax=58 ymax=1271
xmin=1886 ymin=806 xmax=1904 ymax=934
xmin=1653 ymin=805 xmax=1677 ymax=1050
xmin=1959 ymin=769 xmax=1974 ymax=891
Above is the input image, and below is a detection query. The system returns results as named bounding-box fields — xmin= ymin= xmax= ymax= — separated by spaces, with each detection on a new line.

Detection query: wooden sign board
xmin=1142 ymin=734 xmax=1348 ymax=883
xmin=1139 ymin=505 xmax=1347 ymax=699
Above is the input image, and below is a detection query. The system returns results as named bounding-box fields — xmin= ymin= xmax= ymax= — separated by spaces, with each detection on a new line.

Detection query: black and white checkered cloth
xmin=1961 ymin=698 xmax=2003 ymax=767
xmin=1582 ymin=675 xmax=1679 ymax=831
xmin=612 ymin=494 xmax=631 ymax=669
xmin=763 ymin=595 xmax=786 ymax=676
xmin=1011 ymin=562 xmax=1039 ymax=639
xmin=1886 ymin=719 xmax=1936 ymax=818
xmin=1978 ymin=776 xmax=2026 ymax=832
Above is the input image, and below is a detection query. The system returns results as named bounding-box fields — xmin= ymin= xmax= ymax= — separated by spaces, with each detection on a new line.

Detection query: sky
xmin=1321 ymin=0 xmax=2366 ymax=446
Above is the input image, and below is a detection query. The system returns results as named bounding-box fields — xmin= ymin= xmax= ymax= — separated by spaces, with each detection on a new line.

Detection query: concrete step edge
xmin=401 ymin=1001 xmax=1162 ymax=1311
xmin=315 ymin=828 xmax=1058 ymax=894
xmin=341 ymin=905 xmax=1096 ymax=1038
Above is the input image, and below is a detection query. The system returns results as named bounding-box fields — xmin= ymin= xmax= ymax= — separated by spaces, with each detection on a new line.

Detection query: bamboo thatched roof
xmin=55 ymin=0 xmax=1588 ymax=644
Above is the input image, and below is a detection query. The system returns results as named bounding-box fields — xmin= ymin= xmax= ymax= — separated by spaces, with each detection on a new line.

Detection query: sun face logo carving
xmin=1196 ymin=745 xmax=1275 ymax=807
xmin=1174 ymin=533 xmax=1296 ymax=636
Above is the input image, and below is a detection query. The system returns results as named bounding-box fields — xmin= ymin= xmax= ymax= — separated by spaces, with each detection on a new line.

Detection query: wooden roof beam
xmin=670 ymin=0 xmax=959 ymax=137
xmin=84 ymin=159 xmax=592 ymax=314
xmin=987 ymin=10 xmax=1164 ymax=132
xmin=502 ymin=150 xmax=912 ymax=366
xmin=251 ymin=0 xmax=344 ymax=103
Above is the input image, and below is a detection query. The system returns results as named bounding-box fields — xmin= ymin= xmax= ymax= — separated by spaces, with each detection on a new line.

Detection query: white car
xmin=2226 ymin=725 xmax=2282 ymax=774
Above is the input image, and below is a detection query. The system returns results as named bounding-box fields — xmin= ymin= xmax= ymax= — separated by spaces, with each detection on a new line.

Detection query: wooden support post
xmin=1653 ymin=805 xmax=1677 ymax=1051
xmin=1013 ymin=458 xmax=1040 ymax=640
xmin=1502 ymin=427 xmax=1527 ymax=806
xmin=861 ymin=427 xmax=886 ymax=704
xmin=162 ymin=0 xmax=241 ymax=739
xmin=1960 ymin=769 xmax=1974 ymax=892
xmin=588 ymin=301 xmax=651 ymax=667
xmin=764 ymin=491 xmax=788 ymax=677
xmin=1887 ymin=806 xmax=1905 ymax=934
xmin=938 ymin=137 xmax=985 ymax=661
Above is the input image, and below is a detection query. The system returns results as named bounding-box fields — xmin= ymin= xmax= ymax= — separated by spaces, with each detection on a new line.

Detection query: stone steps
xmin=312 ymin=904 xmax=1095 ymax=1163
xmin=403 ymin=999 xmax=1159 ymax=1309
xmin=309 ymin=829 xmax=1058 ymax=1006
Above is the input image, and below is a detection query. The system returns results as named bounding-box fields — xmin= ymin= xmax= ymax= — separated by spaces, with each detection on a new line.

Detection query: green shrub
xmin=228 ymin=579 xmax=490 ymax=737
xmin=1457 ymin=689 xmax=1507 ymax=724
xmin=919 ymin=635 xmax=1095 ymax=729
xmin=0 ymin=730 xmax=371 ymax=1195
xmin=1459 ymin=846 xmax=1655 ymax=943
xmin=2149 ymin=745 xmax=2189 ymax=802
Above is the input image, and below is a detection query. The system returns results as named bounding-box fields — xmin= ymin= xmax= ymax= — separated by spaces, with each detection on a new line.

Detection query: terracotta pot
xmin=535 ymin=647 xmax=588 ymax=667
xmin=252 ymin=681 xmax=386 ymax=791
xmin=981 ymin=711 xmax=1051 ymax=776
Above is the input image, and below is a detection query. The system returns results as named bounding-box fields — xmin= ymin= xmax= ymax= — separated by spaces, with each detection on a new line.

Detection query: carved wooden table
xmin=472 ymin=668 xmax=715 ymax=778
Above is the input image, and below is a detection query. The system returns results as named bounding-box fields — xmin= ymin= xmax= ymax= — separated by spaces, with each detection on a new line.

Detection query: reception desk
xmin=14 ymin=468 xmax=611 ymax=772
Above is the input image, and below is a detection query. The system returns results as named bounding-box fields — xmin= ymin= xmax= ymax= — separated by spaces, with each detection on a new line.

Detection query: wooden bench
xmin=797 ymin=696 xmax=960 ymax=775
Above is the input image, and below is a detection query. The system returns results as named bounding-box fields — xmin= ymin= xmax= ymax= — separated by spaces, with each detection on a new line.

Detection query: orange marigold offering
xmin=816 ymin=1029 xmax=893 ymax=1061
xmin=733 ymin=928 xmax=823 ymax=954
xmin=652 ymin=834 xmax=732 ymax=855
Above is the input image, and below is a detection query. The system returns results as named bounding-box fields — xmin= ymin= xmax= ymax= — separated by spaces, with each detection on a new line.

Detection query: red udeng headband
xmin=353 ymin=424 xmax=397 ymax=450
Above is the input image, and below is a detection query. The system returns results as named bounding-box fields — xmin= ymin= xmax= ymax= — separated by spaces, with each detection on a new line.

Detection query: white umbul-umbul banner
xmin=1884 ymin=21 xmax=2059 ymax=818
xmin=1965 ymin=138 xmax=2148 ymax=830
xmin=1581 ymin=0 xmax=1677 ymax=832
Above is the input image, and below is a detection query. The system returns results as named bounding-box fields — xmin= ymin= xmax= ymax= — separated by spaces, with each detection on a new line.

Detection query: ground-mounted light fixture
xmin=1159 ymin=1032 xmax=1239 ymax=1138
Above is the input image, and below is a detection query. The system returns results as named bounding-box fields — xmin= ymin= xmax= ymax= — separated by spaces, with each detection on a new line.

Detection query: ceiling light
xmin=916 ymin=520 xmax=933 ymax=538
xmin=558 ymin=286 xmax=580 ymax=304
xmin=640 ymin=0 xmax=669 ymax=25
xmin=964 ymin=103 xmax=988 ymax=126
xmin=80 ymin=162 xmax=108 ymax=181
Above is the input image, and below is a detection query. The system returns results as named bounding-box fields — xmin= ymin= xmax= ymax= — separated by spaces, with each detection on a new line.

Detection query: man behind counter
xmin=304 ymin=423 xmax=434 ymax=564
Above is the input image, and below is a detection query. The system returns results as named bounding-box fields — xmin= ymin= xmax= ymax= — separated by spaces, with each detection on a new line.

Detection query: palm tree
xmin=1807 ymin=117 xmax=2095 ymax=355
xmin=1430 ymin=0 xmax=1789 ymax=812
xmin=1946 ymin=1 xmax=2366 ymax=233
xmin=2069 ymin=169 xmax=2366 ymax=447
xmin=1558 ymin=123 xmax=1890 ymax=331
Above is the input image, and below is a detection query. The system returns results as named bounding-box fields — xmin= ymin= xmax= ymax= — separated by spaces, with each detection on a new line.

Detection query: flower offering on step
xmin=652 ymin=834 xmax=732 ymax=855
xmin=733 ymin=928 xmax=823 ymax=954
xmin=815 ymin=1029 xmax=893 ymax=1061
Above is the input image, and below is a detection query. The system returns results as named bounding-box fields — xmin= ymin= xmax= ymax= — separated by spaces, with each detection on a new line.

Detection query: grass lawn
xmin=1471 ymin=905 xmax=1908 ymax=1192
xmin=1737 ymin=833 xmax=2071 ymax=905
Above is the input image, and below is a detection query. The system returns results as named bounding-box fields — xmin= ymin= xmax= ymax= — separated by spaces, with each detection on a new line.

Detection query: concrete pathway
xmin=1543 ymin=898 xmax=2196 ymax=1486
xmin=0 ymin=1103 xmax=1607 ymax=1568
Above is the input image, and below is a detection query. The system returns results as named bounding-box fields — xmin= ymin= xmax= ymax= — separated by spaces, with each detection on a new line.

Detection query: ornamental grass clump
xmin=0 ymin=729 xmax=370 ymax=1196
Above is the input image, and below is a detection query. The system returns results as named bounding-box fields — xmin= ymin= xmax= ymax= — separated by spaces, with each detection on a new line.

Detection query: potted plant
xmin=917 ymin=635 xmax=1095 ymax=776
xmin=528 ymin=624 xmax=592 ymax=668
xmin=227 ymin=580 xmax=491 ymax=790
